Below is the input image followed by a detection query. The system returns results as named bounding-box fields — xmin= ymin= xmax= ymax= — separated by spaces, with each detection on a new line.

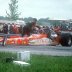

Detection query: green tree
xmin=6 ymin=0 xmax=20 ymax=21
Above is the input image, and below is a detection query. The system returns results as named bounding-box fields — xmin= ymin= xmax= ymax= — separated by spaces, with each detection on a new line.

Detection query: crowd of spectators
xmin=0 ymin=22 xmax=52 ymax=38
xmin=0 ymin=20 xmax=72 ymax=37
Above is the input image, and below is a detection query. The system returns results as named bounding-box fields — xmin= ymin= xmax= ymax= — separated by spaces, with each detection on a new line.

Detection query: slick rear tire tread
xmin=60 ymin=33 xmax=72 ymax=47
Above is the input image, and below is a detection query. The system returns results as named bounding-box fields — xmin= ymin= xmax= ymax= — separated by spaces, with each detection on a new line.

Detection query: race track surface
xmin=0 ymin=45 xmax=72 ymax=56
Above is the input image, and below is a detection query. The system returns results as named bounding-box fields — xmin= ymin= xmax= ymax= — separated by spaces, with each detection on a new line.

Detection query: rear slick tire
xmin=60 ymin=33 xmax=72 ymax=47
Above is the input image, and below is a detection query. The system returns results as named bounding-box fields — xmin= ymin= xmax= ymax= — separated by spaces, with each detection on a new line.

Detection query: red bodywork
xmin=0 ymin=34 xmax=49 ymax=45
xmin=0 ymin=33 xmax=60 ymax=45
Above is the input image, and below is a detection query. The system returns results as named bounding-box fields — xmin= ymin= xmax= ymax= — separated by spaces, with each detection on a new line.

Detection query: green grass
xmin=0 ymin=52 xmax=72 ymax=72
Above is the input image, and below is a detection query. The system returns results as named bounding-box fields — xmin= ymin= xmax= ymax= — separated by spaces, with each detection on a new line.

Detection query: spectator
xmin=9 ymin=25 xmax=14 ymax=34
xmin=22 ymin=22 xmax=36 ymax=36
xmin=22 ymin=18 xmax=37 ymax=36
xmin=3 ymin=24 xmax=8 ymax=34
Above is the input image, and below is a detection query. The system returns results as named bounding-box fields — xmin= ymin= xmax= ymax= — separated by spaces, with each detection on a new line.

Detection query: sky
xmin=0 ymin=0 xmax=72 ymax=20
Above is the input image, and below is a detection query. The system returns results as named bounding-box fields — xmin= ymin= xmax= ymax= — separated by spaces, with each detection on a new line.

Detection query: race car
xmin=0 ymin=30 xmax=72 ymax=47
